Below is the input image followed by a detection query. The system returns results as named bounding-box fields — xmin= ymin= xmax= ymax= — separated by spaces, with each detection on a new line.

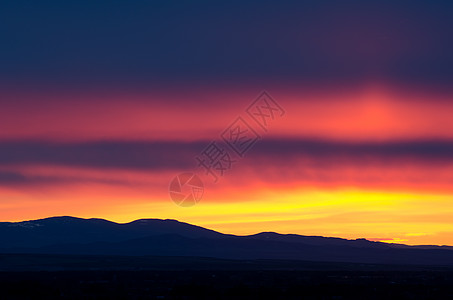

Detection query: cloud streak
xmin=0 ymin=139 xmax=452 ymax=170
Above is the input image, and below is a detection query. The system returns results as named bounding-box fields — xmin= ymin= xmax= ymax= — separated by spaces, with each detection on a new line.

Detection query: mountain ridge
xmin=2 ymin=216 xmax=452 ymax=248
xmin=1 ymin=216 xmax=453 ymax=266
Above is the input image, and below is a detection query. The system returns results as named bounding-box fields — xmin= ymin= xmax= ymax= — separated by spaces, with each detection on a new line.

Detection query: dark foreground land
xmin=1 ymin=254 xmax=453 ymax=299
xmin=2 ymin=269 xmax=453 ymax=299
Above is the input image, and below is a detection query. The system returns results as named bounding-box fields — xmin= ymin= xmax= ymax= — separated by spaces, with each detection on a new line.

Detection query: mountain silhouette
xmin=1 ymin=216 xmax=453 ymax=266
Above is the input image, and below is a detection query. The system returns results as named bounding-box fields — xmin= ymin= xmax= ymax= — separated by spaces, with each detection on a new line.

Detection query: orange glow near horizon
xmin=1 ymin=183 xmax=453 ymax=246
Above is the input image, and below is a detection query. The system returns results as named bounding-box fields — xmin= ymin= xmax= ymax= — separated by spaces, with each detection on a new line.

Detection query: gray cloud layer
xmin=0 ymin=0 xmax=452 ymax=86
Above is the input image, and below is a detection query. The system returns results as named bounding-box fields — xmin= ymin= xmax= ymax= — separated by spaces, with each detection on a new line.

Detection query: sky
xmin=1 ymin=0 xmax=453 ymax=245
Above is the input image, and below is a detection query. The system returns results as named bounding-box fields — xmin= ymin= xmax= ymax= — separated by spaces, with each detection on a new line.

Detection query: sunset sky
xmin=1 ymin=0 xmax=452 ymax=245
